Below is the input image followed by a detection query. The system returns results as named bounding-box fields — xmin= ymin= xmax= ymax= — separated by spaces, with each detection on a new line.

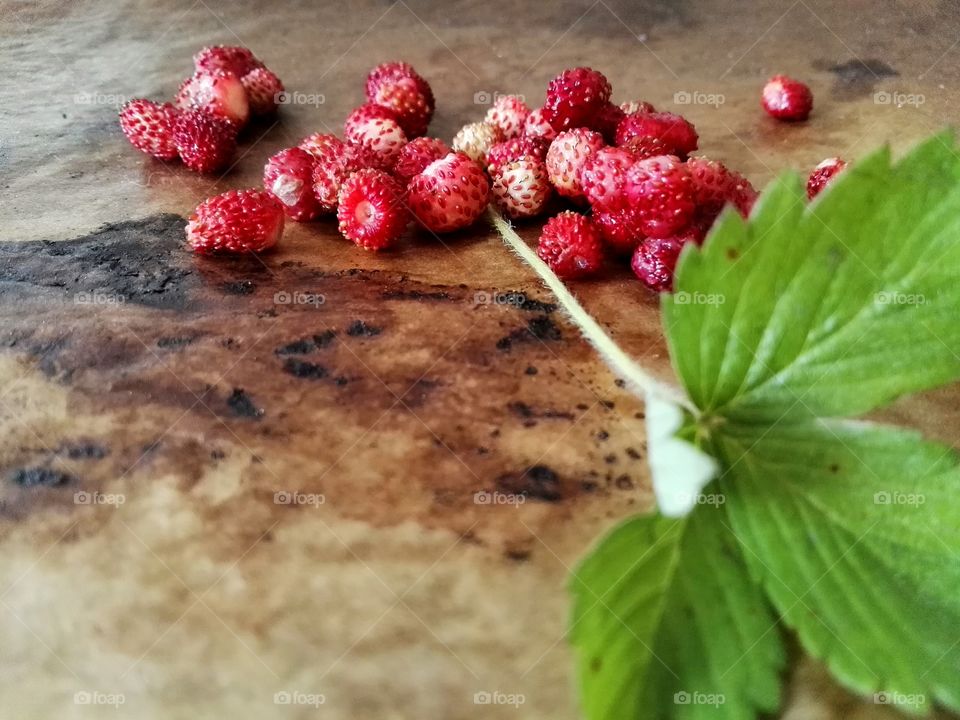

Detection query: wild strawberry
xmin=619 ymin=100 xmax=656 ymax=115
xmin=523 ymin=107 xmax=558 ymax=140
xmin=372 ymin=76 xmax=432 ymax=137
xmin=344 ymin=105 xmax=407 ymax=168
xmin=393 ymin=136 xmax=450 ymax=183
xmin=537 ymin=211 xmax=604 ymax=279
xmin=484 ymin=95 xmax=531 ymax=139
xmin=336 ymin=169 xmax=409 ymax=250
xmin=186 ymin=189 xmax=284 ymax=254
xmin=580 ymin=146 xmax=635 ymax=211
xmin=807 ymin=157 xmax=847 ymax=198
xmin=545 ymin=128 xmax=604 ymax=200
xmin=242 ymin=68 xmax=284 ymax=116
xmin=542 ymin=67 xmax=612 ymax=132
xmin=263 ymin=147 xmax=321 ymax=221
xmin=491 ymin=158 xmax=552 ymax=219
xmin=631 ymin=235 xmax=691 ymax=292
xmin=119 ymin=99 xmax=180 ymax=160
xmin=173 ymin=110 xmax=238 ymax=173
xmin=452 ymin=121 xmax=504 ymax=164
xmin=311 ymin=148 xmax=353 ymax=213
xmin=616 ymin=112 xmax=698 ymax=157
xmin=621 ymin=135 xmax=672 ymax=161
xmin=623 ymin=154 xmax=696 ymax=237
xmin=486 ymin=136 xmax=550 ymax=176
xmin=299 ymin=132 xmax=344 ymax=161
xmin=762 ymin=75 xmax=813 ymax=121
xmin=407 ymin=152 xmax=490 ymax=233
xmin=175 ymin=70 xmax=250 ymax=127
xmin=727 ymin=170 xmax=758 ymax=217
xmin=686 ymin=156 xmax=734 ymax=214
xmin=346 ymin=141 xmax=389 ymax=171
xmin=593 ymin=206 xmax=646 ymax=256
xmin=194 ymin=45 xmax=263 ymax=77
xmin=593 ymin=102 xmax=626 ymax=144
xmin=365 ymin=61 xmax=435 ymax=113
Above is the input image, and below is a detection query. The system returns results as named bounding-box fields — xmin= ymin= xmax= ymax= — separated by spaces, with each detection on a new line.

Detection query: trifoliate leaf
xmin=571 ymin=505 xmax=785 ymax=720
xmin=717 ymin=419 xmax=960 ymax=714
xmin=663 ymin=132 xmax=960 ymax=423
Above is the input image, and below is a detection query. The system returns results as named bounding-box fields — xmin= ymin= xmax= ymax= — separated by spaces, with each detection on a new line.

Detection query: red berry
xmin=372 ymin=76 xmax=433 ymax=138
xmin=173 ymin=110 xmax=238 ymax=174
xmin=263 ymin=147 xmax=321 ymax=222
xmin=119 ymin=99 xmax=180 ymax=160
xmin=727 ymin=170 xmax=758 ymax=217
xmin=619 ymin=100 xmax=656 ymax=115
xmin=580 ymin=146 xmax=635 ymax=211
xmin=194 ymin=45 xmax=263 ymax=77
xmin=593 ymin=206 xmax=646 ymax=256
xmin=807 ymin=157 xmax=847 ymax=199
xmin=407 ymin=152 xmax=490 ymax=233
xmin=621 ymin=135 xmax=672 ymax=161
xmin=616 ymin=112 xmax=698 ymax=157
xmin=762 ymin=75 xmax=813 ymax=121
xmin=542 ymin=67 xmax=612 ymax=132
xmin=491 ymin=158 xmax=552 ymax=219
xmin=174 ymin=70 xmax=250 ymax=127
xmin=486 ymin=136 xmax=550 ymax=176
xmin=593 ymin=102 xmax=626 ymax=144
xmin=344 ymin=104 xmax=407 ymax=168
xmin=545 ymin=128 xmax=604 ymax=200
xmin=365 ymin=62 xmax=435 ymax=113
xmin=537 ymin=211 xmax=604 ymax=279
xmin=299 ymin=132 xmax=344 ymax=161
xmin=242 ymin=68 xmax=284 ymax=116
xmin=631 ymin=235 xmax=692 ymax=291
xmin=623 ymin=154 xmax=696 ymax=238
xmin=686 ymin=156 xmax=735 ymax=214
xmin=336 ymin=169 xmax=409 ymax=250
xmin=523 ymin=107 xmax=558 ymax=140
xmin=484 ymin=95 xmax=531 ymax=139
xmin=393 ymin=136 xmax=450 ymax=183
xmin=186 ymin=189 xmax=284 ymax=254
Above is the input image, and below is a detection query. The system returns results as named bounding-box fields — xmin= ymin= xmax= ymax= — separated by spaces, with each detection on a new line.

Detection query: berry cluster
xmin=119 ymin=45 xmax=284 ymax=174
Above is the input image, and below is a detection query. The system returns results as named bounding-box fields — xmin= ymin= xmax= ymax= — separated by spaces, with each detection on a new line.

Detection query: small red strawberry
xmin=727 ymin=169 xmax=758 ymax=217
xmin=621 ymin=135 xmax=672 ymax=161
xmin=619 ymin=100 xmax=656 ymax=115
xmin=686 ymin=156 xmax=735 ymax=214
xmin=173 ymin=110 xmax=238 ymax=174
xmin=194 ymin=45 xmax=263 ymax=78
xmin=491 ymin=157 xmax=552 ymax=219
xmin=186 ymin=189 xmax=284 ymax=254
xmin=593 ymin=206 xmax=646 ymax=256
xmin=337 ymin=169 xmax=409 ymax=250
xmin=523 ymin=107 xmax=558 ymax=140
xmin=344 ymin=104 xmax=407 ymax=168
xmin=623 ymin=154 xmax=696 ymax=238
xmin=542 ymin=67 xmax=612 ymax=132
xmin=762 ymin=75 xmax=813 ymax=121
xmin=486 ymin=135 xmax=550 ymax=176
xmin=631 ymin=235 xmax=693 ymax=291
xmin=615 ymin=112 xmax=698 ymax=157
xmin=242 ymin=67 xmax=284 ymax=116
xmin=365 ymin=61 xmax=435 ymax=113
xmin=484 ymin=95 xmax=531 ymax=139
xmin=407 ymin=152 xmax=490 ymax=233
xmin=580 ymin=146 xmax=635 ymax=211
xmin=311 ymin=149 xmax=353 ymax=213
xmin=537 ymin=211 xmax=604 ymax=279
xmin=393 ymin=136 xmax=450 ymax=183
xmin=372 ymin=76 xmax=433 ymax=137
xmin=119 ymin=99 xmax=180 ymax=160
xmin=299 ymin=132 xmax=345 ymax=161
xmin=175 ymin=70 xmax=250 ymax=127
xmin=593 ymin=102 xmax=626 ymax=144
xmin=807 ymin=157 xmax=846 ymax=198
xmin=263 ymin=147 xmax=321 ymax=221
xmin=452 ymin=121 xmax=504 ymax=164
xmin=545 ymin=128 xmax=604 ymax=200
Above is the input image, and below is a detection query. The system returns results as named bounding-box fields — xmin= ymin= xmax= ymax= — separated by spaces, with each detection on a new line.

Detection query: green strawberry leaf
xmin=571 ymin=503 xmax=785 ymax=720
xmin=716 ymin=418 xmax=960 ymax=713
xmin=663 ymin=131 xmax=960 ymax=423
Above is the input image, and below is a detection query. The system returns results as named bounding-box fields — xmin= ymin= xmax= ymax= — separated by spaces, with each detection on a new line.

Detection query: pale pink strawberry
xmin=484 ymin=95 xmax=531 ymax=139
xmin=491 ymin=158 xmax=552 ymax=219
xmin=451 ymin=121 xmax=504 ymax=164
xmin=486 ymin=135 xmax=551 ymax=176
xmin=344 ymin=105 xmax=408 ymax=168
xmin=545 ymin=128 xmax=604 ymax=199
xmin=524 ymin=107 xmax=558 ymax=140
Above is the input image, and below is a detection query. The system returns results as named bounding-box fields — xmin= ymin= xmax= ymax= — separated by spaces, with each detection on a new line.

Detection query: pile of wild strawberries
xmin=120 ymin=50 xmax=847 ymax=292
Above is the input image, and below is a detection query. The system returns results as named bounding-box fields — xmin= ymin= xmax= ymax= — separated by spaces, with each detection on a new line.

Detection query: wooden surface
xmin=1 ymin=0 xmax=958 ymax=717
